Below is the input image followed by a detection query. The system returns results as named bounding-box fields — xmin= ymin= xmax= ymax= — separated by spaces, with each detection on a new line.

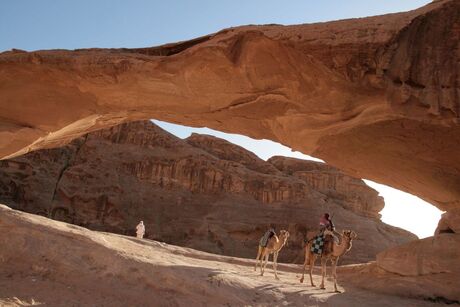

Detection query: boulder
xmin=343 ymin=234 xmax=460 ymax=303
xmin=435 ymin=209 xmax=460 ymax=234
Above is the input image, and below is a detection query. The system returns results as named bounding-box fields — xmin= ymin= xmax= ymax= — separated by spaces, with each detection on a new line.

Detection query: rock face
xmin=0 ymin=121 xmax=415 ymax=264
xmin=268 ymin=156 xmax=383 ymax=218
xmin=343 ymin=234 xmax=460 ymax=303
xmin=0 ymin=0 xmax=459 ymax=218
xmin=377 ymin=235 xmax=460 ymax=278
xmin=435 ymin=208 xmax=460 ymax=235
xmin=377 ymin=234 xmax=460 ymax=302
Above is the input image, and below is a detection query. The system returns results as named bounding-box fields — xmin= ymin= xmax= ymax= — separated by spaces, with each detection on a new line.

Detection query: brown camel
xmin=254 ymin=230 xmax=290 ymax=279
xmin=300 ymin=229 xmax=357 ymax=292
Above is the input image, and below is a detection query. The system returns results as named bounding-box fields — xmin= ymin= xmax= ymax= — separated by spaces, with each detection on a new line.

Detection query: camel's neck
xmin=333 ymin=237 xmax=351 ymax=257
xmin=274 ymin=235 xmax=287 ymax=250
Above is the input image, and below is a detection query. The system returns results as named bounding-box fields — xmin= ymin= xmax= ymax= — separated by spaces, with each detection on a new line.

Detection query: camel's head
xmin=341 ymin=230 xmax=357 ymax=252
xmin=342 ymin=230 xmax=357 ymax=241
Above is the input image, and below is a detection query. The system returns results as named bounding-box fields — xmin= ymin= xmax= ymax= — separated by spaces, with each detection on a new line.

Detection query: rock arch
xmin=0 ymin=0 xmax=458 ymax=215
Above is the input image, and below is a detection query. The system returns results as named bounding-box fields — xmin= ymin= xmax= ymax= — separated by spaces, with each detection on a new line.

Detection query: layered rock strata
xmin=0 ymin=121 xmax=415 ymax=264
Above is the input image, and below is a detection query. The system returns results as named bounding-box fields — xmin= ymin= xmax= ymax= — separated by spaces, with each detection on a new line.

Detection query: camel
xmin=254 ymin=230 xmax=290 ymax=279
xmin=300 ymin=229 xmax=357 ymax=292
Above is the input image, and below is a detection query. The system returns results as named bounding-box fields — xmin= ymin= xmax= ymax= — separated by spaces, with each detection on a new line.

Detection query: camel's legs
xmin=332 ymin=258 xmax=340 ymax=292
xmin=300 ymin=262 xmax=307 ymax=283
xmin=258 ymin=249 xmax=266 ymax=274
xmin=319 ymin=258 xmax=327 ymax=289
xmin=309 ymin=254 xmax=316 ymax=287
xmin=300 ymin=248 xmax=308 ymax=283
xmin=273 ymin=251 xmax=279 ymax=279
xmin=254 ymin=246 xmax=262 ymax=271
xmin=261 ymin=253 xmax=269 ymax=276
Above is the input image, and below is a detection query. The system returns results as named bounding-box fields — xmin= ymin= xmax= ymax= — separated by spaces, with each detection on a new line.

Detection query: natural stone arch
xmin=0 ymin=0 xmax=458 ymax=214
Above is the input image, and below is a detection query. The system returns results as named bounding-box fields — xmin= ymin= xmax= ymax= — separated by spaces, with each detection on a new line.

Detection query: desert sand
xmin=0 ymin=204 xmax=442 ymax=306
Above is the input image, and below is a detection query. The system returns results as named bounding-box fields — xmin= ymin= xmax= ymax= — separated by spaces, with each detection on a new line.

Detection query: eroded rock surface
xmin=343 ymin=234 xmax=460 ymax=303
xmin=0 ymin=121 xmax=415 ymax=264
xmin=0 ymin=0 xmax=458 ymax=215
xmin=435 ymin=208 xmax=460 ymax=235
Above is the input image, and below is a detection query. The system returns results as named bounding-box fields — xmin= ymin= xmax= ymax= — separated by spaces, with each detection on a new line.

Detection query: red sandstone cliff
xmin=0 ymin=121 xmax=415 ymax=264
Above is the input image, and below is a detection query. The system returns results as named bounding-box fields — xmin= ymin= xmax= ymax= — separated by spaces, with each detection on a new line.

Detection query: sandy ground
xmin=0 ymin=205 xmax=442 ymax=306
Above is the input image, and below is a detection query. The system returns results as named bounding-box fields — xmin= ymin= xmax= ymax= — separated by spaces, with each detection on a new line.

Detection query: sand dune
xmin=0 ymin=204 xmax=438 ymax=306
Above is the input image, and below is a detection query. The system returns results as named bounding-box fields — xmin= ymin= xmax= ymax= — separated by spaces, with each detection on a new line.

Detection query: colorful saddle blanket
xmin=310 ymin=235 xmax=325 ymax=255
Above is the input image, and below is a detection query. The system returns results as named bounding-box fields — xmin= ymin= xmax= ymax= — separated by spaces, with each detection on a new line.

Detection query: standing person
xmin=136 ymin=221 xmax=145 ymax=239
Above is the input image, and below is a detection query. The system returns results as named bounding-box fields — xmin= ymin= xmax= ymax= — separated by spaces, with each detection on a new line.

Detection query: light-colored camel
xmin=254 ymin=230 xmax=290 ymax=279
xmin=300 ymin=229 xmax=357 ymax=292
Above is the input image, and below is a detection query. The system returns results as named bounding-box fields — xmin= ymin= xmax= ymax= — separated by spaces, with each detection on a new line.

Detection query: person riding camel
xmin=317 ymin=213 xmax=334 ymax=254
xmin=319 ymin=213 xmax=334 ymax=234
xmin=320 ymin=213 xmax=340 ymax=244
xmin=308 ymin=213 xmax=339 ymax=255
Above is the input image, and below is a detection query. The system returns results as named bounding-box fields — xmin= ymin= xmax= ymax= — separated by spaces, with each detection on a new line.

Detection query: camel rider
xmin=319 ymin=213 xmax=340 ymax=243
xmin=319 ymin=213 xmax=334 ymax=233
xmin=260 ymin=227 xmax=276 ymax=247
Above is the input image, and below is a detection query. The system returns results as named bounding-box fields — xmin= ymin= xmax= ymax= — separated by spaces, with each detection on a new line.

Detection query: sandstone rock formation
xmin=0 ymin=204 xmax=441 ymax=306
xmin=0 ymin=121 xmax=415 ymax=264
xmin=0 ymin=0 xmax=458 ymax=217
xmin=342 ymin=234 xmax=460 ymax=303
xmin=435 ymin=208 xmax=460 ymax=235
xmin=268 ymin=156 xmax=383 ymax=218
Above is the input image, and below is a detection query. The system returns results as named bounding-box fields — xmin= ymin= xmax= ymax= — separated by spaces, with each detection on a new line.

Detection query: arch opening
xmin=154 ymin=119 xmax=443 ymax=239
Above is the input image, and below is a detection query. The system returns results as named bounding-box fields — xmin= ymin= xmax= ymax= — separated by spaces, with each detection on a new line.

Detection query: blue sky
xmin=1 ymin=0 xmax=431 ymax=52
xmin=1 ymin=1 xmax=441 ymax=237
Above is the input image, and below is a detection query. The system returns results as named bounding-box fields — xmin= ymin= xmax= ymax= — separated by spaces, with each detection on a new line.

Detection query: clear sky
xmin=1 ymin=0 xmax=431 ymax=52
xmin=154 ymin=120 xmax=442 ymax=238
xmin=1 ymin=1 xmax=441 ymax=237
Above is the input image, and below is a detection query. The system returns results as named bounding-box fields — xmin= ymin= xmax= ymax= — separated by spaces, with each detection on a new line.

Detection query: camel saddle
xmin=310 ymin=233 xmax=334 ymax=255
xmin=322 ymin=234 xmax=334 ymax=255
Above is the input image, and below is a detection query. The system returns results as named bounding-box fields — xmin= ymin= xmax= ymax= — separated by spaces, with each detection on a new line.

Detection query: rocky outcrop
xmin=269 ymin=156 xmax=384 ymax=218
xmin=435 ymin=208 xmax=460 ymax=235
xmin=186 ymin=133 xmax=281 ymax=175
xmin=0 ymin=1 xmax=458 ymax=218
xmin=376 ymin=235 xmax=460 ymax=278
xmin=342 ymin=234 xmax=460 ymax=303
xmin=0 ymin=121 xmax=415 ymax=264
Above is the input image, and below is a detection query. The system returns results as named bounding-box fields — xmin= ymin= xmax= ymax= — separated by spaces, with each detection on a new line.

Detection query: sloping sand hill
xmin=0 ymin=204 xmax=439 ymax=306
